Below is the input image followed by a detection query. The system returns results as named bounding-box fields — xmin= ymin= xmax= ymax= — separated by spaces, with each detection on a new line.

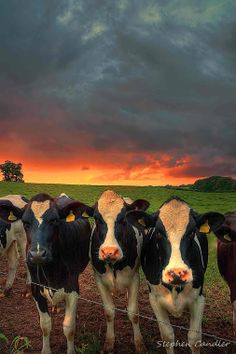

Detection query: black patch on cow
xmin=30 ymin=193 xmax=54 ymax=203
xmin=141 ymin=223 xmax=171 ymax=285
xmin=31 ymin=283 xmax=49 ymax=313
xmin=180 ymin=212 xmax=208 ymax=292
xmin=0 ymin=220 xmax=10 ymax=248
xmin=91 ymin=209 xmax=140 ymax=274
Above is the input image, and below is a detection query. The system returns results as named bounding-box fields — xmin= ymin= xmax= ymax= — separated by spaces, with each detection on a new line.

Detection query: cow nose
xmin=165 ymin=268 xmax=191 ymax=285
xmin=28 ymin=248 xmax=49 ymax=264
xmin=101 ymin=246 xmax=121 ymax=262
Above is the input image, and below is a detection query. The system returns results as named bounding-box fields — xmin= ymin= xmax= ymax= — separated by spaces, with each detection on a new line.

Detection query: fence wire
xmin=0 ymin=270 xmax=236 ymax=346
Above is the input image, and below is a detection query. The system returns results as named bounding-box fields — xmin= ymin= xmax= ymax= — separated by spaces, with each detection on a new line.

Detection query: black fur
xmin=0 ymin=221 xmax=11 ymax=249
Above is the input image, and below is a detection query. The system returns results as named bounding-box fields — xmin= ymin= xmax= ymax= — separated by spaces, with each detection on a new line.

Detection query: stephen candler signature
xmin=156 ymin=340 xmax=230 ymax=348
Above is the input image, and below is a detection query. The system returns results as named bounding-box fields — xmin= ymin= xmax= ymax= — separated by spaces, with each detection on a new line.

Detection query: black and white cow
xmin=126 ymin=196 xmax=224 ymax=354
xmin=87 ymin=190 xmax=149 ymax=354
xmin=0 ymin=195 xmax=31 ymax=296
xmin=0 ymin=193 xmax=91 ymax=354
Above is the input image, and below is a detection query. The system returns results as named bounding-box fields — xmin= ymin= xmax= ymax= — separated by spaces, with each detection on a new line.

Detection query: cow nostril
xmin=166 ymin=268 xmax=190 ymax=283
xmin=41 ymin=249 xmax=47 ymax=258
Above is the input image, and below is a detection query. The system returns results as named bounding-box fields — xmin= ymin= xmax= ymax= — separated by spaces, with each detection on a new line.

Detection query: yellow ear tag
xmin=82 ymin=211 xmax=89 ymax=218
xmin=138 ymin=218 xmax=146 ymax=227
xmin=199 ymin=220 xmax=210 ymax=233
xmin=224 ymin=234 xmax=232 ymax=242
xmin=66 ymin=210 xmax=75 ymax=222
xmin=8 ymin=211 xmax=17 ymax=221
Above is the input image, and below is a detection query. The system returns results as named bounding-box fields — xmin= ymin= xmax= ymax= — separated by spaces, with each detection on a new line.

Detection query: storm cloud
xmin=0 ymin=0 xmax=236 ymax=183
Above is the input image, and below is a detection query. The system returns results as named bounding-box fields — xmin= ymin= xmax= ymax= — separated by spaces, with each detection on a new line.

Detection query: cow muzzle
xmin=100 ymin=246 xmax=122 ymax=263
xmin=163 ymin=268 xmax=192 ymax=286
xmin=27 ymin=247 xmax=52 ymax=264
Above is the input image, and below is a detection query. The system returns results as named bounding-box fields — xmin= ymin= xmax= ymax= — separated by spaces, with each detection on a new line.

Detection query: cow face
xmin=126 ymin=197 xmax=224 ymax=287
xmin=0 ymin=194 xmax=90 ymax=265
xmin=214 ymin=211 xmax=236 ymax=243
xmin=89 ymin=190 xmax=149 ymax=264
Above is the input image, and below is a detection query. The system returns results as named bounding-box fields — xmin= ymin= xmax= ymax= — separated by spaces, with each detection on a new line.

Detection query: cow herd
xmin=0 ymin=190 xmax=235 ymax=354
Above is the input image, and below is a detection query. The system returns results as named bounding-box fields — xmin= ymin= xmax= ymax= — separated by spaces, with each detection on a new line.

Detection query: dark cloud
xmin=0 ymin=0 xmax=236 ymax=180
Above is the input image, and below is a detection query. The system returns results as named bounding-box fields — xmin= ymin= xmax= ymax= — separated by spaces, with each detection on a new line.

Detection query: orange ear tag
xmin=224 ymin=234 xmax=232 ymax=242
xmin=8 ymin=211 xmax=17 ymax=221
xmin=66 ymin=210 xmax=75 ymax=222
xmin=199 ymin=220 xmax=210 ymax=233
xmin=138 ymin=218 xmax=146 ymax=227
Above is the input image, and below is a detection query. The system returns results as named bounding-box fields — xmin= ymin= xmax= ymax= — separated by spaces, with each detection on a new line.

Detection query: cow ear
xmin=59 ymin=201 xmax=94 ymax=222
xmin=213 ymin=224 xmax=235 ymax=243
xmin=127 ymin=199 xmax=150 ymax=211
xmin=126 ymin=210 xmax=156 ymax=230
xmin=197 ymin=212 xmax=225 ymax=234
xmin=0 ymin=201 xmax=24 ymax=223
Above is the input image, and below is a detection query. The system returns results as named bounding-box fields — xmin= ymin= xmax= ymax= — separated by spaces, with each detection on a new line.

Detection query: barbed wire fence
xmin=0 ymin=270 xmax=236 ymax=348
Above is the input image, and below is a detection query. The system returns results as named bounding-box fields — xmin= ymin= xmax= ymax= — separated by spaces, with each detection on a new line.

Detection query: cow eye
xmin=49 ymin=219 xmax=58 ymax=225
xmin=156 ymin=232 xmax=163 ymax=239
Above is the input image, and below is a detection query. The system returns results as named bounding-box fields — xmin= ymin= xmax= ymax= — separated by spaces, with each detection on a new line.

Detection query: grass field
xmin=0 ymin=181 xmax=236 ymax=353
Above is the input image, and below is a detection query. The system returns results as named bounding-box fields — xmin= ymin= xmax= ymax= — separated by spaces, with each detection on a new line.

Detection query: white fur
xmin=0 ymin=196 xmax=31 ymax=294
xmin=31 ymin=201 xmax=50 ymax=225
xmin=38 ymin=288 xmax=78 ymax=354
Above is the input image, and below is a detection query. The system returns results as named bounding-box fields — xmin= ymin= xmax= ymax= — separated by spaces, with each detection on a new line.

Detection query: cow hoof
xmin=101 ymin=339 xmax=114 ymax=354
xmin=135 ymin=339 xmax=148 ymax=354
xmin=22 ymin=285 xmax=31 ymax=298
xmin=41 ymin=350 xmax=52 ymax=354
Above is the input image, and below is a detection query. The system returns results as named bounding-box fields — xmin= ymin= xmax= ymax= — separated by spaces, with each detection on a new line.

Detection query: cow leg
xmin=96 ymin=277 xmax=115 ymax=354
xmin=232 ymin=300 xmax=236 ymax=336
xmin=127 ymin=273 xmax=147 ymax=353
xmin=63 ymin=292 xmax=78 ymax=354
xmin=17 ymin=232 xmax=31 ymax=296
xmin=4 ymin=241 xmax=19 ymax=296
xmin=188 ymin=295 xmax=205 ymax=354
xmin=149 ymin=292 xmax=175 ymax=354
xmin=34 ymin=294 xmax=52 ymax=354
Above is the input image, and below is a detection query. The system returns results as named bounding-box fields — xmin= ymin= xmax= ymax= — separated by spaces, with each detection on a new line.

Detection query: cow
xmin=126 ymin=196 xmax=224 ymax=354
xmin=0 ymin=193 xmax=91 ymax=354
xmin=86 ymin=190 xmax=149 ymax=354
xmin=0 ymin=195 xmax=31 ymax=296
xmin=213 ymin=211 xmax=236 ymax=336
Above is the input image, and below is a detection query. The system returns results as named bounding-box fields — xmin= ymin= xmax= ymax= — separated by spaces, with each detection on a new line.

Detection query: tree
xmin=0 ymin=160 xmax=24 ymax=182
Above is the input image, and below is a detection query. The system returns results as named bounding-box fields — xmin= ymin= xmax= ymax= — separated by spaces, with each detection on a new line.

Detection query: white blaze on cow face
xmin=31 ymin=201 xmax=50 ymax=225
xmin=0 ymin=195 xmax=27 ymax=209
xmin=160 ymin=199 xmax=193 ymax=284
xmin=97 ymin=190 xmax=124 ymax=261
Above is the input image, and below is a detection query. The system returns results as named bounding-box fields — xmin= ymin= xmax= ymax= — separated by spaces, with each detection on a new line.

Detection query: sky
xmin=0 ymin=0 xmax=236 ymax=186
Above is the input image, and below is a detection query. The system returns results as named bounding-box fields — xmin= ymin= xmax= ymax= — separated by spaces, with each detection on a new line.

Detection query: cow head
xmin=88 ymin=190 xmax=149 ymax=264
xmin=213 ymin=211 xmax=236 ymax=243
xmin=0 ymin=193 xmax=91 ymax=265
xmin=126 ymin=196 xmax=224 ymax=287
